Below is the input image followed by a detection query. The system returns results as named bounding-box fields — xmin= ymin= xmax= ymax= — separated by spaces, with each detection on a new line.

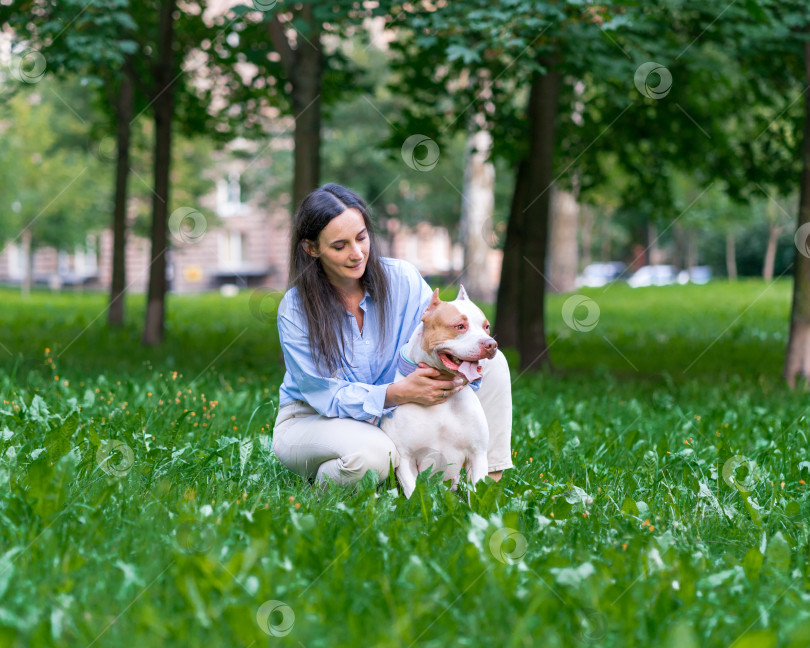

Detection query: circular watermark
xmin=252 ymin=0 xmax=278 ymax=9
xmin=10 ymin=49 xmax=47 ymax=84
xmin=575 ymin=608 xmax=607 ymax=644
xmin=256 ymin=600 xmax=295 ymax=637
xmin=176 ymin=522 xmax=217 ymax=555
xmin=489 ymin=527 xmax=528 ymax=564
xmin=722 ymin=455 xmax=759 ymax=492
xmin=249 ymin=289 xmax=283 ymax=324
xmin=561 ymin=295 xmax=600 ymax=332
xmin=168 ymin=207 xmax=207 ymax=245
xmin=634 ymin=62 xmax=672 ymax=100
xmin=96 ymin=440 xmax=134 ymax=477
xmin=401 ymin=134 xmax=440 ymax=172
xmin=413 ymin=447 xmax=452 ymax=478
xmin=481 ymin=217 xmax=501 ymax=248
xmin=794 ymin=223 xmax=810 ymax=259
xmin=96 ymin=135 xmax=117 ymax=162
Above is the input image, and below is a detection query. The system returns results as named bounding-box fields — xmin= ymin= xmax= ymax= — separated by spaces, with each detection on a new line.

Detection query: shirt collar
xmin=358 ymin=289 xmax=370 ymax=312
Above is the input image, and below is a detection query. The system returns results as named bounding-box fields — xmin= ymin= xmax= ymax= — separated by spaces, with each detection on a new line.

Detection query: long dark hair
xmin=288 ymin=184 xmax=392 ymax=377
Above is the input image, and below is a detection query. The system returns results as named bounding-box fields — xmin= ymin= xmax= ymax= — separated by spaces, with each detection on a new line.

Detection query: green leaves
xmin=764 ymin=532 xmax=792 ymax=574
xmin=546 ymin=418 xmax=564 ymax=460
xmin=45 ymin=411 xmax=78 ymax=463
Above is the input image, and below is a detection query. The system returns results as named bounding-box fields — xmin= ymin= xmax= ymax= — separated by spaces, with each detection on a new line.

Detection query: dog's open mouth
xmin=438 ymin=351 xmax=483 ymax=383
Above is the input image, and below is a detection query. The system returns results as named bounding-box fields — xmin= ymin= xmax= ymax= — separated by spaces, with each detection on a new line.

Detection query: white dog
xmin=381 ymin=285 xmax=497 ymax=497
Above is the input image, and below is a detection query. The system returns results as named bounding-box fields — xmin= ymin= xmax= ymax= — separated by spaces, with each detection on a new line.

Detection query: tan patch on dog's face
xmin=421 ymin=303 xmax=469 ymax=354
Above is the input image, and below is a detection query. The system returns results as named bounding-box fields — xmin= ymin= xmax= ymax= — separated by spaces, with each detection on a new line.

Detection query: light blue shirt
xmin=277 ymin=257 xmax=435 ymax=421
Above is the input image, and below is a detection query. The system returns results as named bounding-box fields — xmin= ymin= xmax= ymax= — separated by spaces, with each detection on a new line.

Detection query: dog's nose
xmin=481 ymin=338 xmax=498 ymax=356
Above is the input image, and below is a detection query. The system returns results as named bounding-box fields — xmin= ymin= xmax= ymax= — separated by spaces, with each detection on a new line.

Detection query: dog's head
xmin=419 ymin=285 xmax=498 ymax=382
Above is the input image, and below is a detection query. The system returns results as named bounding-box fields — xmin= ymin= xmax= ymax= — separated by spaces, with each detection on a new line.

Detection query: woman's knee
xmin=339 ymin=433 xmax=398 ymax=482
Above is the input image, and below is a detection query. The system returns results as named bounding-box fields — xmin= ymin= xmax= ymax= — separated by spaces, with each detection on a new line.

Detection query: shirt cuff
xmin=363 ymin=384 xmax=397 ymax=419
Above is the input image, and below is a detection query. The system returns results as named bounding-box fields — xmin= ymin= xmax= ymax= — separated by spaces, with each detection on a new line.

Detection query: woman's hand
xmin=384 ymin=363 xmax=465 ymax=407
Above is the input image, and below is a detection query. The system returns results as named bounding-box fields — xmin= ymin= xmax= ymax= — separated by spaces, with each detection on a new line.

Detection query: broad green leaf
xmin=621 ymin=497 xmax=639 ymax=516
xmin=742 ymin=547 xmax=763 ymax=583
xmin=732 ymin=630 xmax=777 ymax=648
xmin=547 ymin=419 xmax=563 ymax=459
xmin=765 ymin=532 xmax=791 ymax=573
xmin=239 ymin=439 xmax=253 ymax=477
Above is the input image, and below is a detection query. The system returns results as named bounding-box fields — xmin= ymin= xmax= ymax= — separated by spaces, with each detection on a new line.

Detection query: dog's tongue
xmin=458 ymin=360 xmax=481 ymax=383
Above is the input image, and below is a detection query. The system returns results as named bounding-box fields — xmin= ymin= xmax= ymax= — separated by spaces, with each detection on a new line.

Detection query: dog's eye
xmin=457 ymin=324 xmax=465 ymax=330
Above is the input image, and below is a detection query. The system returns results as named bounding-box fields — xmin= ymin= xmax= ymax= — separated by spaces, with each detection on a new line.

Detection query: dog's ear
xmin=456 ymin=284 xmax=469 ymax=301
xmin=421 ymin=289 xmax=442 ymax=321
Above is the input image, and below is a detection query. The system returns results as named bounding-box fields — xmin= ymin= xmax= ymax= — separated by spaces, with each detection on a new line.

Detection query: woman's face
xmin=305 ymin=208 xmax=370 ymax=290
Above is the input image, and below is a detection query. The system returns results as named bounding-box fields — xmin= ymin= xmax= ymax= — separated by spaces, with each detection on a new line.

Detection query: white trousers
xmin=272 ymin=349 xmax=513 ymax=486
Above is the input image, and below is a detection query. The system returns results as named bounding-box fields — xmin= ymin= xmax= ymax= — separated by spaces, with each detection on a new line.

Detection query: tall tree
xmin=130 ymin=0 xmax=239 ymax=344
xmin=229 ymin=0 xmax=389 ymax=208
xmin=141 ymin=0 xmax=178 ymax=345
xmin=785 ymin=33 xmax=810 ymax=385
xmin=386 ymin=0 xmax=641 ymax=371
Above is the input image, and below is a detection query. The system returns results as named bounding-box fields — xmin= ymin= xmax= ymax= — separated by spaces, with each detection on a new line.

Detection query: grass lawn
xmin=1 ymin=279 xmax=809 ymax=647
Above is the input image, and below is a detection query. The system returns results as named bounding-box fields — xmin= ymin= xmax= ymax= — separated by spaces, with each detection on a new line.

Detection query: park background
xmin=1 ymin=1 xmax=810 ymax=647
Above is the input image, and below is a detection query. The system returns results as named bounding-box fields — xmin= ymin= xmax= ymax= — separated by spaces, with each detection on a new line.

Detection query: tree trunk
xmin=647 ymin=223 xmax=663 ymax=265
xmin=495 ymin=158 xmax=529 ymax=350
xmin=601 ymin=209 xmax=613 ymax=261
xmin=580 ymin=203 xmax=594 ymax=268
xmin=784 ymin=40 xmax=810 ymax=387
xmin=726 ymin=231 xmax=737 ymax=281
xmin=291 ymin=5 xmax=322 ymax=209
xmin=763 ymin=223 xmax=782 ymax=282
xmin=686 ymin=228 xmax=697 ymax=273
xmin=460 ymin=127 xmax=496 ymax=302
xmin=108 ymin=62 xmax=133 ymax=327
xmin=517 ymin=62 xmax=560 ymax=372
xmin=142 ymin=0 xmax=176 ymax=346
xmin=21 ymin=228 xmax=32 ymax=298
xmin=547 ymin=186 xmax=579 ymax=293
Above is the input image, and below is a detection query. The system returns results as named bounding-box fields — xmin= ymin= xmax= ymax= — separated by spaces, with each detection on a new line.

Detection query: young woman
xmin=272 ymin=183 xmax=513 ymax=487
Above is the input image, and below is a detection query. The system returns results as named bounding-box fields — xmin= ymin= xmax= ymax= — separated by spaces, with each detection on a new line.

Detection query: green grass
xmin=1 ymin=280 xmax=809 ymax=647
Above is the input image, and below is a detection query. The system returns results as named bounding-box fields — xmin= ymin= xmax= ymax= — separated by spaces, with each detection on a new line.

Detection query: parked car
xmin=575 ymin=262 xmax=628 ymax=288
xmin=628 ymin=264 xmax=713 ymax=288
xmin=685 ymin=265 xmax=712 ymax=284
xmin=627 ymin=264 xmax=678 ymax=288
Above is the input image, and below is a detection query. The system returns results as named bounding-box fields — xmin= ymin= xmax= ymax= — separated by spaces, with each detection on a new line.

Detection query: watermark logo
xmin=562 ymin=295 xmax=600 ymax=332
xmin=401 ymin=134 xmax=440 ymax=172
xmin=96 ymin=135 xmax=117 ymax=162
xmin=722 ymin=455 xmax=760 ymax=493
xmin=634 ymin=62 xmax=672 ymax=100
xmin=249 ymin=289 xmax=283 ymax=324
xmin=794 ymin=223 xmax=810 ymax=259
xmin=481 ymin=217 xmax=501 ymax=248
xmin=575 ymin=608 xmax=607 ymax=644
xmin=413 ymin=446 xmax=452 ymax=478
xmin=176 ymin=522 xmax=217 ymax=555
xmin=169 ymin=207 xmax=207 ymax=245
xmin=253 ymin=0 xmax=278 ymax=9
xmin=489 ymin=527 xmax=528 ymax=564
xmin=256 ymin=600 xmax=295 ymax=637
xmin=96 ymin=440 xmax=134 ymax=478
xmin=10 ymin=49 xmax=47 ymax=84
